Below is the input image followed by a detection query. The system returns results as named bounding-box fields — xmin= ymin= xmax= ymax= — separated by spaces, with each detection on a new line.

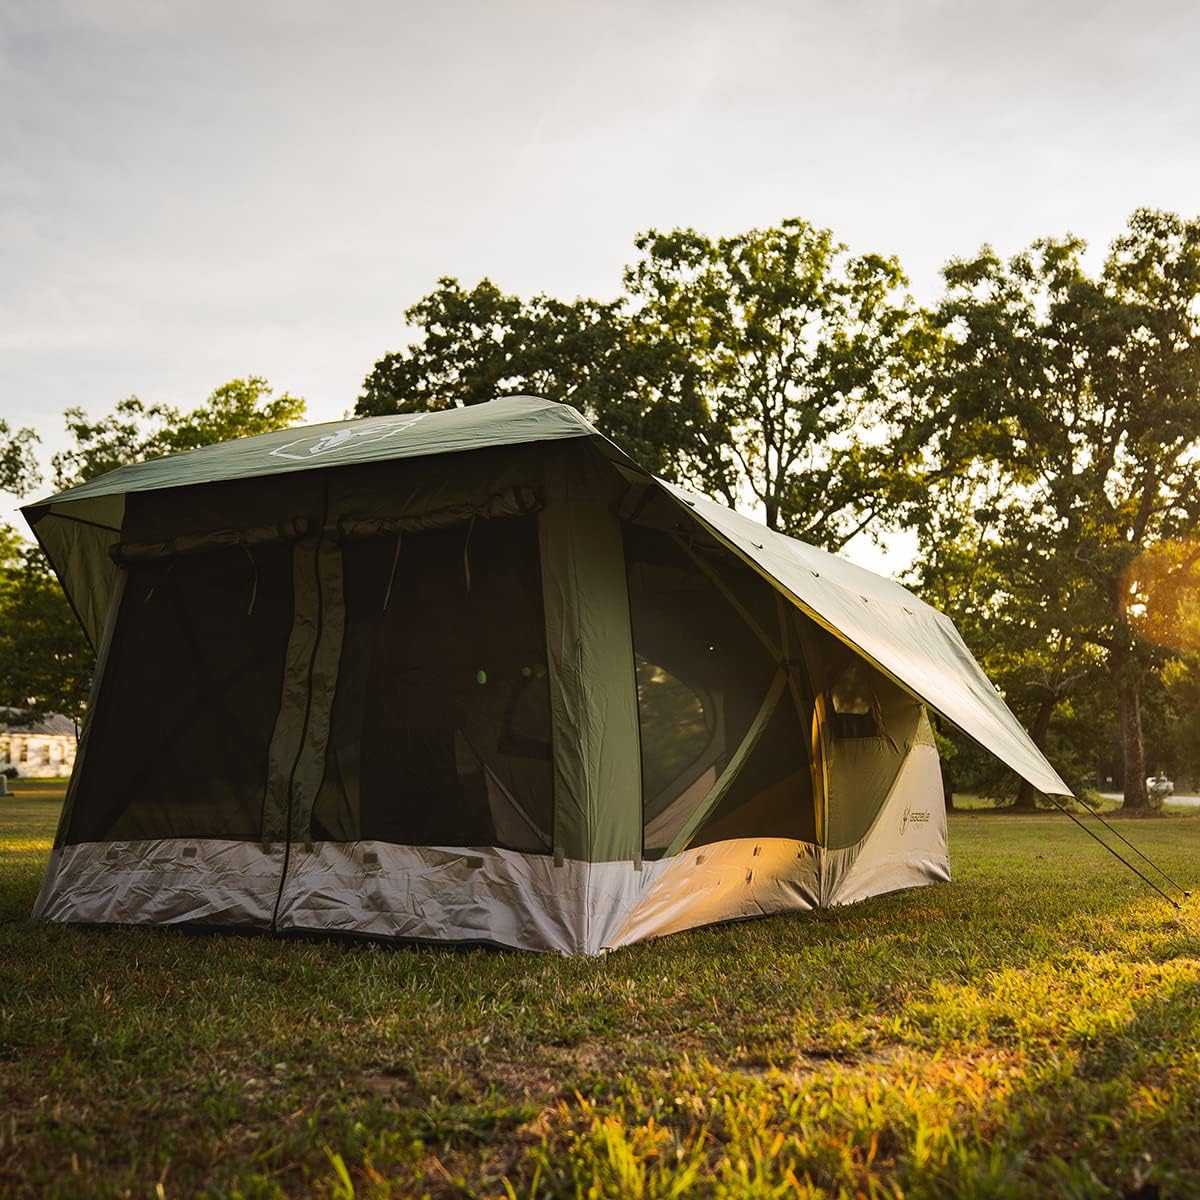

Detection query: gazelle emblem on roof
xmin=268 ymin=414 xmax=428 ymax=461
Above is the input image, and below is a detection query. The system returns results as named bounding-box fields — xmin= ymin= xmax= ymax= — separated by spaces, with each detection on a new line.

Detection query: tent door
xmin=37 ymin=539 xmax=301 ymax=930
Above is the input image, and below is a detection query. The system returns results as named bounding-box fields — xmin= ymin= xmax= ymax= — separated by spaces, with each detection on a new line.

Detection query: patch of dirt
xmin=729 ymin=1042 xmax=906 ymax=1084
xmin=477 ymin=1037 xmax=652 ymax=1103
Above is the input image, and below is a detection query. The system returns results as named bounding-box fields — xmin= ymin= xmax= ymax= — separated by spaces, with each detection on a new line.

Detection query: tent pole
xmin=777 ymin=595 xmax=827 ymax=847
xmin=663 ymin=670 xmax=788 ymax=858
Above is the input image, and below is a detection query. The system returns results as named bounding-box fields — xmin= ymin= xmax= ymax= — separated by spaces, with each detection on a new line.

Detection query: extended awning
xmin=658 ymin=483 xmax=1071 ymax=798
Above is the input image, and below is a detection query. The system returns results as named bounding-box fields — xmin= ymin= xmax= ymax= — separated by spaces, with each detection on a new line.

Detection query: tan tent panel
xmin=27 ymin=396 xmax=1068 ymax=953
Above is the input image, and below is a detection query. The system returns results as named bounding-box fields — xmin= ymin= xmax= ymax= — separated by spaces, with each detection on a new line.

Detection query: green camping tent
xmin=25 ymin=396 xmax=1069 ymax=953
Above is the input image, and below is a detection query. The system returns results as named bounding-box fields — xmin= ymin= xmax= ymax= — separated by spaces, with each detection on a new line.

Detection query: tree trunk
xmin=1109 ymin=568 xmax=1149 ymax=812
xmin=1119 ymin=676 xmax=1148 ymax=810
xmin=941 ymin=761 xmax=955 ymax=812
xmin=1012 ymin=695 xmax=1056 ymax=809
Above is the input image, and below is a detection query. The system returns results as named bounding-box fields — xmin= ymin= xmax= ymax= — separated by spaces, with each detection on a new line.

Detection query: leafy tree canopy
xmin=0 ymin=527 xmax=93 ymax=723
xmin=622 ymin=218 xmax=931 ymax=545
xmin=356 ymin=277 xmax=714 ymax=483
xmin=916 ymin=209 xmax=1200 ymax=807
xmin=358 ymin=219 xmax=932 ymax=551
xmin=0 ymin=419 xmax=41 ymax=497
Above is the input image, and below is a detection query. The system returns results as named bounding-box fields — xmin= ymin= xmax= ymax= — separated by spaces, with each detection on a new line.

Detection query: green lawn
xmin=1 ymin=791 xmax=1198 ymax=1198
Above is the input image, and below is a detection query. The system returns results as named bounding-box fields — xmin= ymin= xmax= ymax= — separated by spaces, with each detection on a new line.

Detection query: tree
xmin=622 ymin=219 xmax=931 ymax=547
xmin=0 ymin=530 xmax=93 ymax=727
xmin=0 ymin=420 xmax=84 ymax=722
xmin=918 ymin=210 xmax=1200 ymax=809
xmin=360 ymin=277 xmax=568 ymax=412
xmin=360 ymin=220 xmax=931 ymax=552
xmin=911 ymin=469 xmax=1109 ymax=806
xmin=1160 ymin=656 xmax=1200 ymax=788
xmin=53 ymin=376 xmax=306 ymax=489
xmin=357 ymin=277 xmax=715 ymax=483
xmin=0 ymin=419 xmax=41 ymax=497
xmin=1128 ymin=540 xmax=1200 ymax=793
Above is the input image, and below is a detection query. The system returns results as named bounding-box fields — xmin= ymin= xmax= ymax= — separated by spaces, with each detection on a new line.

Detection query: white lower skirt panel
xmin=273 ymin=842 xmax=668 ymax=955
xmin=605 ymin=839 xmax=823 ymax=949
xmin=32 ymin=839 xmax=285 ymax=928
xmin=32 ymin=773 xmax=949 ymax=952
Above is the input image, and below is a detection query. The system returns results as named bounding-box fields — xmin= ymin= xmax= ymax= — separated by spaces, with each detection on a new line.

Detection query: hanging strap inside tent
xmin=241 ymin=542 xmax=258 ymax=616
xmin=142 ymin=555 xmax=175 ymax=605
xmin=463 ymin=514 xmax=476 ymax=592
xmin=1044 ymin=794 xmax=1184 ymax=909
xmin=381 ymin=532 xmax=402 ymax=612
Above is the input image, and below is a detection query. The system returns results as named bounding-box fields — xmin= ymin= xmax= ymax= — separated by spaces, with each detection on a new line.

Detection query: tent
xmin=25 ymin=396 xmax=1070 ymax=953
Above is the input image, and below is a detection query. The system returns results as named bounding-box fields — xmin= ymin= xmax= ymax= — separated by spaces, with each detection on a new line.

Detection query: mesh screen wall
xmin=310 ymin=514 xmax=554 ymax=852
xmin=623 ymin=523 xmax=816 ymax=856
xmin=65 ymin=543 xmax=294 ymax=844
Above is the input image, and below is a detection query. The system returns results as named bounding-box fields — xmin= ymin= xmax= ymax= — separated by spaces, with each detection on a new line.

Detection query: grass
xmin=1 ymin=786 xmax=1199 ymax=1198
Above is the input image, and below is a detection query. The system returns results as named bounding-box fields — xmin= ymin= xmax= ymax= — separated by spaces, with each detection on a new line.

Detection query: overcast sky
xmin=3 ymin=0 xmax=1199 ymax=539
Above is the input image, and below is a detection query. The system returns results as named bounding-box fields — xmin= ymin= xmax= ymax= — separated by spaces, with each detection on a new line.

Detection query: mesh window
xmin=625 ymin=524 xmax=806 ymax=857
xmin=65 ymin=544 xmax=294 ymax=844
xmin=310 ymin=514 xmax=553 ymax=852
xmin=635 ymin=655 xmax=710 ymax=803
xmin=691 ymin=693 xmax=816 ymax=847
xmin=830 ymin=660 xmax=881 ymax=739
xmin=816 ymin=631 xmax=925 ymax=850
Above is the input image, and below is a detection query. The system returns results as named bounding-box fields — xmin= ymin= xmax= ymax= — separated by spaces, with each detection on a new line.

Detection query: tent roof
xmin=29 ymin=395 xmax=595 ymax=508
xmin=24 ymin=394 xmax=1070 ymax=798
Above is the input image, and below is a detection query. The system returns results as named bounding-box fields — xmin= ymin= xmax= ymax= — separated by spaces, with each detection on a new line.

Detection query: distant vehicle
xmin=1147 ymin=774 xmax=1174 ymax=802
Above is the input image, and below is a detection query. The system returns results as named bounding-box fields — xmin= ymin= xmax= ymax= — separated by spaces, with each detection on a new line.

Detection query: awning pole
xmin=1068 ymin=799 xmax=1192 ymax=898
xmin=1044 ymin=794 xmax=1183 ymax=909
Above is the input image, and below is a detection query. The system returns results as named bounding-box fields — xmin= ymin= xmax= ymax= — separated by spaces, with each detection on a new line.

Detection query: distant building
xmin=0 ymin=709 xmax=78 ymax=778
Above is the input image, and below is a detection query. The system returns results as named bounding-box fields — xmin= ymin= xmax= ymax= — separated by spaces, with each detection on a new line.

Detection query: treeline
xmin=4 ymin=211 xmax=1200 ymax=808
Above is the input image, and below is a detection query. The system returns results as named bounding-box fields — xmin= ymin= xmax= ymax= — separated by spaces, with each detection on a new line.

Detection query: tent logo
xmin=900 ymin=806 xmax=930 ymax=834
xmin=268 ymin=415 xmax=428 ymax=461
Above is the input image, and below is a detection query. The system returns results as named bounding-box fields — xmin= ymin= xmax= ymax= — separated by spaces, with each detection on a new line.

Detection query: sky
xmin=2 ymin=0 xmax=1199 ymax=562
